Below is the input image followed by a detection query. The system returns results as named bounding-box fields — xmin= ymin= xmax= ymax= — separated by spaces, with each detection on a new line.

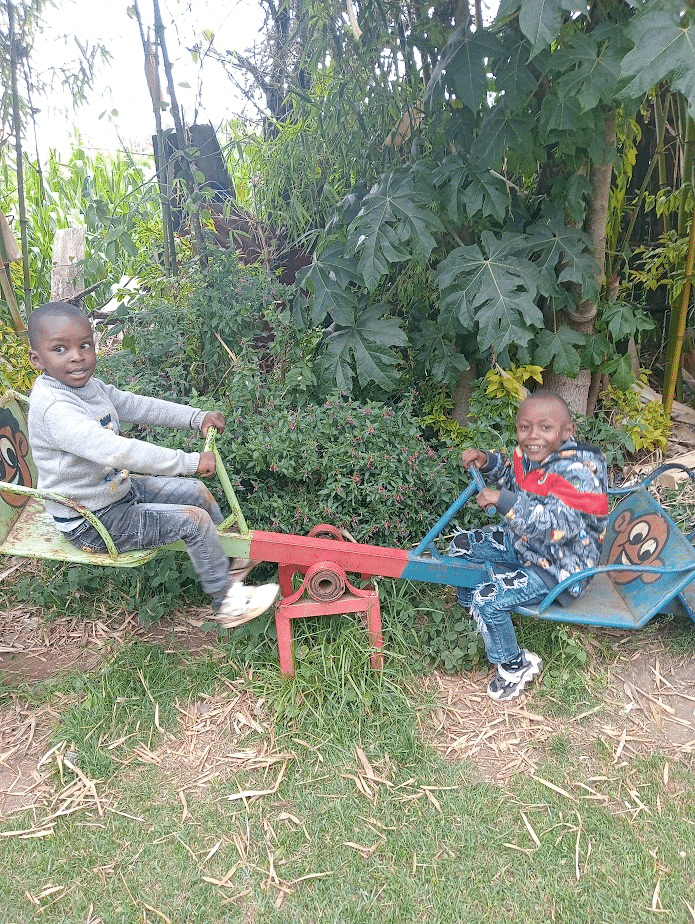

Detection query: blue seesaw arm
xmin=412 ymin=466 xmax=497 ymax=558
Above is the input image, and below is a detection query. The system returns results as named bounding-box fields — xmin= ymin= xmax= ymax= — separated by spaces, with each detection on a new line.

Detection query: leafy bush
xmin=12 ymin=552 xmax=203 ymax=625
xmin=600 ymin=383 xmax=670 ymax=453
xmin=98 ymin=248 xmax=320 ymax=401
xmin=0 ymin=320 xmax=36 ymax=393
xmin=215 ymin=389 xmax=473 ymax=546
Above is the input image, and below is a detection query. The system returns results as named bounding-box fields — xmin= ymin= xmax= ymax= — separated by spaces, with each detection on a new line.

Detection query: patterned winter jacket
xmin=480 ymin=439 xmax=609 ymax=600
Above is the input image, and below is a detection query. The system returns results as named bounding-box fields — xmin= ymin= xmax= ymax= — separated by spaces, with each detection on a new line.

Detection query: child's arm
xmin=461 ymin=448 xmax=488 ymax=469
xmin=104 ymin=384 xmax=209 ymax=433
xmin=197 ymin=451 xmax=217 ymax=476
xmin=40 ymin=400 xmax=202 ymax=478
xmin=200 ymin=411 xmax=225 ymax=435
xmin=461 ymin=448 xmax=513 ymax=513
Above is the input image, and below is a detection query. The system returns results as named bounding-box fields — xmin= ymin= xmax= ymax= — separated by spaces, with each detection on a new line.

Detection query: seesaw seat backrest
xmin=0 ymin=390 xmax=36 ymax=543
xmin=599 ymin=487 xmax=695 ymax=621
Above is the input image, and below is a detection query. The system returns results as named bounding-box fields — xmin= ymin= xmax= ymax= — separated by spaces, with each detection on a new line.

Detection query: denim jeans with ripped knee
xmin=448 ymin=525 xmax=548 ymax=664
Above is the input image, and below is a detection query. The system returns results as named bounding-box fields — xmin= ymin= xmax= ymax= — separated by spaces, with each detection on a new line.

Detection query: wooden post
xmin=0 ymin=209 xmax=26 ymax=343
xmin=50 ymin=228 xmax=85 ymax=301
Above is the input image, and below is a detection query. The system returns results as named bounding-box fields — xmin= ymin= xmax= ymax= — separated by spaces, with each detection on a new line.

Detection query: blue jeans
xmin=65 ymin=476 xmax=230 ymax=602
xmin=448 ymin=525 xmax=548 ymax=664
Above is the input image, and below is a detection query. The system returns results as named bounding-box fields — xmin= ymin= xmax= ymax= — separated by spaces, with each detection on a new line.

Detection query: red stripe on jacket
xmin=513 ymin=452 xmax=609 ymax=516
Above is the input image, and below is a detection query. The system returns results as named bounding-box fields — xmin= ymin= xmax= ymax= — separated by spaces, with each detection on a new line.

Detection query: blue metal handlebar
xmin=468 ymin=466 xmax=497 ymax=515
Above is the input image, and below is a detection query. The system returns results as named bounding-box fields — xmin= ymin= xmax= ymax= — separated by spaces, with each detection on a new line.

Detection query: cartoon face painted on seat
xmin=607 ymin=509 xmax=669 ymax=584
xmin=0 ymin=408 xmax=32 ymax=508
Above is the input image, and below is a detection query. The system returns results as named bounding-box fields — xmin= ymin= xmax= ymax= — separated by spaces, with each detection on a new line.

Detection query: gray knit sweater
xmin=28 ymin=374 xmax=207 ymax=530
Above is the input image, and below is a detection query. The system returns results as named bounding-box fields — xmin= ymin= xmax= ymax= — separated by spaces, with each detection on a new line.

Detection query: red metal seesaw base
xmin=275 ymin=526 xmax=383 ymax=678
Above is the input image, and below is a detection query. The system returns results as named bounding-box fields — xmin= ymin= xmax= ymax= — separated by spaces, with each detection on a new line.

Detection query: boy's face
xmin=29 ymin=313 xmax=96 ymax=389
xmin=516 ymin=397 xmax=574 ymax=462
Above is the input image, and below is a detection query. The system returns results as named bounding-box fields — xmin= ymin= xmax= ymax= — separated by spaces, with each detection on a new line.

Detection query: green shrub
xmin=99 ymin=248 xmax=319 ymax=401
xmin=214 ymin=389 xmax=474 ymax=546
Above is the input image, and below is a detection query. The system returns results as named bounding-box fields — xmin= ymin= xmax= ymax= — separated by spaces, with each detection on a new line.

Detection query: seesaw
xmin=3 ymin=388 xmax=695 ymax=676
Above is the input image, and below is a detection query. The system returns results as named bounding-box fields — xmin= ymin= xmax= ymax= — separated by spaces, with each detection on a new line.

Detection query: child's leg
xmin=471 ymin=566 xmax=547 ymax=701
xmin=469 ymin=565 xmax=547 ymax=664
xmin=88 ymin=476 xmax=231 ymax=600
xmin=448 ymin=525 xmax=520 ymax=607
xmin=110 ymin=477 xmax=278 ymax=625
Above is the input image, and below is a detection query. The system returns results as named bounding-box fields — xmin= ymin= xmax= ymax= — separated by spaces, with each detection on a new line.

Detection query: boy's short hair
xmin=520 ymin=389 xmax=571 ymax=422
xmin=27 ymin=302 xmax=90 ymax=349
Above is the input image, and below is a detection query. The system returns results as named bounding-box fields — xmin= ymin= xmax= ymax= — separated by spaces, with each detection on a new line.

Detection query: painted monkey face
xmin=607 ymin=510 xmax=668 ymax=584
xmin=0 ymin=409 xmax=32 ymax=508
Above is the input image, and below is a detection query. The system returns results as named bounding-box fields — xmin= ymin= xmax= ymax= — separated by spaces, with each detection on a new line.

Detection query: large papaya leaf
xmin=539 ymin=94 xmax=592 ymax=139
xmin=524 ymin=215 xmax=600 ymax=303
xmin=318 ymin=303 xmax=409 ymax=392
xmin=431 ymin=154 xmax=509 ymax=223
xmin=434 ymin=231 xmax=545 ymax=354
xmin=470 ymin=105 xmax=537 ymax=173
xmin=409 ymin=314 xmax=470 ymax=387
xmin=549 ymin=26 xmax=627 ymax=112
xmin=494 ymin=30 xmax=540 ymax=111
xmin=296 ymin=237 xmax=361 ymax=326
xmin=602 ymin=300 xmax=655 ymax=340
xmin=619 ymin=4 xmax=695 ymax=115
xmin=532 ymin=325 xmax=586 ymax=377
xmin=346 ymin=167 xmax=444 ymax=292
xmin=516 ymin=0 xmax=587 ymax=60
xmin=424 ymin=27 xmax=503 ymax=112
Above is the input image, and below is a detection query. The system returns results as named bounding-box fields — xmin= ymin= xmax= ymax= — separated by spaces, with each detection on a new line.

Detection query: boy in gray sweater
xmin=27 ymin=302 xmax=278 ymax=628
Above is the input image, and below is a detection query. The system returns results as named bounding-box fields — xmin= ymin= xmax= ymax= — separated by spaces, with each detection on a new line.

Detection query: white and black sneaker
xmin=487 ymin=649 xmax=542 ymax=701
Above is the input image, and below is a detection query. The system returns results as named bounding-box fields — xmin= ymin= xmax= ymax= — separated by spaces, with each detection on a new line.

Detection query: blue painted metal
xmin=468 ymin=466 xmax=497 ymax=514
xmin=516 ymin=486 xmax=695 ymax=628
xmin=401 ymin=553 xmax=486 ymax=588
xmin=411 ymin=477 xmax=479 ymax=558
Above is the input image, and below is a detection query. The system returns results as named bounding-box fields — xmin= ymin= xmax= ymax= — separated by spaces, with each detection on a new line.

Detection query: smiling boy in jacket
xmin=449 ymin=390 xmax=609 ymax=701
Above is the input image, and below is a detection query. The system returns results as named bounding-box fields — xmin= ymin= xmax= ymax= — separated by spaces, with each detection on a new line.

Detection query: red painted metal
xmin=275 ymin=559 xmax=383 ymax=678
xmin=251 ymin=528 xmax=409 ymax=578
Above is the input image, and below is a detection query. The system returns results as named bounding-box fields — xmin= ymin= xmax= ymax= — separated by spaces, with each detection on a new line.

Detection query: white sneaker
xmin=487 ymin=649 xmax=543 ymax=701
xmin=213 ymin=581 xmax=280 ymax=629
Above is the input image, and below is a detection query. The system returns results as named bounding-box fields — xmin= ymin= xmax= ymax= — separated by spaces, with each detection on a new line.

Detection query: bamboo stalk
xmin=8 ymin=0 xmax=32 ymax=316
xmin=663 ymin=205 xmax=695 ymax=418
xmin=653 ymin=88 xmax=671 ymax=236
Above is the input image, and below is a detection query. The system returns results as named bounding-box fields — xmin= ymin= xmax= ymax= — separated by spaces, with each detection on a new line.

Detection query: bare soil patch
xmin=0 ymin=601 xmax=222 ymax=817
xmin=421 ymin=621 xmax=695 ymax=783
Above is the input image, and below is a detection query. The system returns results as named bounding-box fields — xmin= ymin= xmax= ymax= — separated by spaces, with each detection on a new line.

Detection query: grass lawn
xmin=1 ymin=576 xmax=695 ymax=923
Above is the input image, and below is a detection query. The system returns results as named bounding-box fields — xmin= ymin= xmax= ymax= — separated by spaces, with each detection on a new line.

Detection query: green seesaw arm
xmin=202 ymin=426 xmax=249 ymax=536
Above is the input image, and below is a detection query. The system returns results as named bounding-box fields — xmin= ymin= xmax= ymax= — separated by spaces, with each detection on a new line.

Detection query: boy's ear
xmin=28 ymin=349 xmax=45 ymax=371
xmin=564 ymin=419 xmax=575 ymax=439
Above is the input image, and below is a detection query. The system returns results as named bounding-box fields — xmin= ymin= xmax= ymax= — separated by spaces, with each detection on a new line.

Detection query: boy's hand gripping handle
xmin=468 ymin=466 xmax=496 ymax=515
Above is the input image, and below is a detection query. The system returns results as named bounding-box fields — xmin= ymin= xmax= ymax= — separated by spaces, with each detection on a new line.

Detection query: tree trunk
xmin=451 ymin=363 xmax=477 ymax=424
xmin=554 ymin=107 xmax=617 ymax=413
xmin=543 ymin=368 xmax=592 ymax=415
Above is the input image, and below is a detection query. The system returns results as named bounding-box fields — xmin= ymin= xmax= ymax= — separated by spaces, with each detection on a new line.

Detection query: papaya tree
xmin=284 ymin=0 xmax=695 ymax=412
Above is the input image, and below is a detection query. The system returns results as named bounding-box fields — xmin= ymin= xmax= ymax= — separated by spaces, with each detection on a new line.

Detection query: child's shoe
xmin=487 ymin=649 xmax=542 ymax=701
xmin=214 ymin=581 xmax=280 ymax=629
